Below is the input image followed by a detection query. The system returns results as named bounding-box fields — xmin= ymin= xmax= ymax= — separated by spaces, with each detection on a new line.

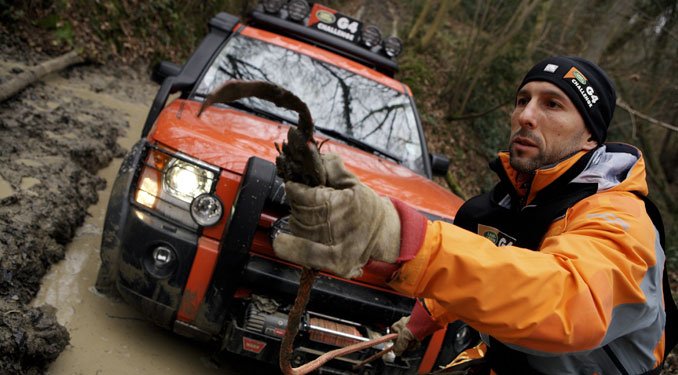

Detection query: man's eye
xmin=516 ymin=97 xmax=529 ymax=106
xmin=546 ymin=100 xmax=560 ymax=108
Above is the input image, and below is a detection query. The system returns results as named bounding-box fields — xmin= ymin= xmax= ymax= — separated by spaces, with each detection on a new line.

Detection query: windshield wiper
xmin=314 ymin=125 xmax=402 ymax=164
xmin=196 ymin=94 xmax=299 ymax=125
xmin=233 ymin=101 xmax=300 ymax=124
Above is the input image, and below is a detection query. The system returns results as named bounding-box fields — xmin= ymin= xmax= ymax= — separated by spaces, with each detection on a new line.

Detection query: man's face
xmin=509 ymin=81 xmax=597 ymax=173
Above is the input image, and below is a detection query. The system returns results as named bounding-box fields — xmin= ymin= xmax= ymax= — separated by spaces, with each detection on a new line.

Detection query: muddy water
xmin=30 ymin=71 xmax=262 ymax=374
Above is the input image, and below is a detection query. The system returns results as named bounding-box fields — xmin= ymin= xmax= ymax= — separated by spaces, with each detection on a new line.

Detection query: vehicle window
xmin=195 ymin=34 xmax=425 ymax=174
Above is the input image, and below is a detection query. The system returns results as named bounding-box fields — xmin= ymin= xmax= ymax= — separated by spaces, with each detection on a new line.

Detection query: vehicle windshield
xmin=195 ymin=34 xmax=426 ymax=174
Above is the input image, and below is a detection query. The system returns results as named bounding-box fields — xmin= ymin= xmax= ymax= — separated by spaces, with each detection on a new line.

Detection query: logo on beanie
xmin=564 ymin=66 xmax=598 ymax=108
xmin=543 ymin=64 xmax=559 ymax=73
xmin=566 ymin=68 xmax=588 ymax=84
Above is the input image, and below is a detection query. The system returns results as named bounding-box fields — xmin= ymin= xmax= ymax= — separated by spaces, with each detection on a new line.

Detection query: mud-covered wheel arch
xmin=95 ymin=140 xmax=147 ymax=296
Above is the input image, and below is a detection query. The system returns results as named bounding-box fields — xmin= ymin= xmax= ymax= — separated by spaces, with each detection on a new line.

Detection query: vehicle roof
xmin=239 ymin=26 xmax=412 ymax=95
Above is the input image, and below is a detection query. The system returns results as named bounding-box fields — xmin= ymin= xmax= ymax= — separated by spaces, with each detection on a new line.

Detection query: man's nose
xmin=517 ymin=102 xmax=538 ymax=129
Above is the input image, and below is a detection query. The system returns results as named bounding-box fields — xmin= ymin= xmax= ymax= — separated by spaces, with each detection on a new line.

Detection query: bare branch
xmin=616 ymin=98 xmax=678 ymax=132
xmin=447 ymin=99 xmax=511 ymax=121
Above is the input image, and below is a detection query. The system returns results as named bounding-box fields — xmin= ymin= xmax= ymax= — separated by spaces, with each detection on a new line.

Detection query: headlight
xmin=287 ymin=0 xmax=310 ymax=22
xmin=382 ymin=36 xmax=403 ymax=58
xmin=134 ymin=147 xmax=220 ymax=229
xmin=453 ymin=324 xmax=473 ymax=353
xmin=361 ymin=25 xmax=382 ymax=48
xmin=164 ymin=159 xmax=215 ymax=203
xmin=190 ymin=194 xmax=224 ymax=227
xmin=143 ymin=245 xmax=177 ymax=279
xmin=262 ymin=0 xmax=285 ymax=13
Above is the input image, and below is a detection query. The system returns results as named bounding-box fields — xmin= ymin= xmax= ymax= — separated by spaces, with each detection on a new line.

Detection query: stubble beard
xmin=508 ymin=129 xmax=587 ymax=173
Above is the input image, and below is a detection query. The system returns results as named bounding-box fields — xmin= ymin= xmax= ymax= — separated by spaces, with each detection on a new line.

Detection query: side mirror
xmin=430 ymin=153 xmax=450 ymax=176
xmin=151 ymin=61 xmax=182 ymax=85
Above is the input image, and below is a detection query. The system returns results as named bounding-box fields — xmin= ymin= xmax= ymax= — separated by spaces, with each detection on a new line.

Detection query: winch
xmin=242 ymin=295 xmax=396 ymax=368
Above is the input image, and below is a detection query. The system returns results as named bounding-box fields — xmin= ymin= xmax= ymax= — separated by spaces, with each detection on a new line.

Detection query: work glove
xmin=390 ymin=316 xmax=420 ymax=356
xmin=272 ymin=153 xmax=401 ymax=279
xmin=390 ymin=300 xmax=443 ymax=356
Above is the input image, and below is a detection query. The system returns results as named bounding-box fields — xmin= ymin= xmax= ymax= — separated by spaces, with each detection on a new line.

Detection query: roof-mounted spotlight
xmin=382 ymin=36 xmax=403 ymax=58
xmin=287 ymin=0 xmax=310 ymax=22
xmin=262 ymin=0 xmax=285 ymax=14
xmin=360 ymin=25 xmax=382 ymax=48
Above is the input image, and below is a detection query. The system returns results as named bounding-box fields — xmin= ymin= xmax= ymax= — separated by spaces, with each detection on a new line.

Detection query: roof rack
xmin=247 ymin=2 xmax=402 ymax=77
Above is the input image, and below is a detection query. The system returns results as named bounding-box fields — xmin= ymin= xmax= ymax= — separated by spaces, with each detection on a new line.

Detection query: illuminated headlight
xmin=361 ymin=25 xmax=382 ymax=48
xmin=164 ymin=159 xmax=215 ymax=203
xmin=190 ymin=194 xmax=223 ymax=227
xmin=262 ymin=0 xmax=285 ymax=13
xmin=133 ymin=148 xmax=220 ymax=230
xmin=287 ymin=0 xmax=310 ymax=22
xmin=382 ymin=36 xmax=403 ymax=57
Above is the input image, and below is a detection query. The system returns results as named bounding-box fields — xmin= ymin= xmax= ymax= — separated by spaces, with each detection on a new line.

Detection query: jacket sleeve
xmin=406 ymin=299 xmax=444 ymax=340
xmin=388 ymin=191 xmax=665 ymax=354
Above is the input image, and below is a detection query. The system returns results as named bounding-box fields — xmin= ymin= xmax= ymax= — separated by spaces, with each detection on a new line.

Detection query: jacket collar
xmin=491 ymin=143 xmax=646 ymax=206
xmin=494 ymin=149 xmax=590 ymax=205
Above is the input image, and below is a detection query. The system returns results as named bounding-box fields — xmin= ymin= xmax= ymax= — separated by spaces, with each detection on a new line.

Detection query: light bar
xmin=287 ymin=0 xmax=310 ymax=22
xmin=262 ymin=0 xmax=285 ymax=14
xmin=382 ymin=36 xmax=403 ymax=58
xmin=360 ymin=25 xmax=382 ymax=48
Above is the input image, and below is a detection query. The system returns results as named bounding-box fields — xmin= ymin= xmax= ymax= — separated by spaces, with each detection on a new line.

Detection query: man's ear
xmin=582 ymin=136 xmax=598 ymax=151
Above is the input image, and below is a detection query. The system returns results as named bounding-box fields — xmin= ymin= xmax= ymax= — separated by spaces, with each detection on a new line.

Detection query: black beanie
xmin=518 ymin=56 xmax=616 ymax=143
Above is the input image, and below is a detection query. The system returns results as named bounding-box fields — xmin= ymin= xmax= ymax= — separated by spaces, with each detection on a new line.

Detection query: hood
xmin=571 ymin=143 xmax=648 ymax=195
xmin=148 ymin=99 xmax=463 ymax=219
xmin=496 ymin=143 xmax=648 ymax=205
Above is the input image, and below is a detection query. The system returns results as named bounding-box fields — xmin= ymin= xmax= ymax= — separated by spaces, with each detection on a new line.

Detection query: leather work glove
xmin=390 ymin=300 xmax=443 ymax=356
xmin=390 ymin=316 xmax=420 ymax=356
xmin=272 ymin=153 xmax=401 ymax=279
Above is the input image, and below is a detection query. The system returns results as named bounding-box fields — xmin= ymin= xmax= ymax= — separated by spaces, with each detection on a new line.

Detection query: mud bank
xmin=0 ymin=32 xmax=270 ymax=374
xmin=0 ymin=32 xmax=142 ymax=373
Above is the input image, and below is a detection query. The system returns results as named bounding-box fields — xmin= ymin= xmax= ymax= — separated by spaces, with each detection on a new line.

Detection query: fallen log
xmin=0 ymin=50 xmax=83 ymax=103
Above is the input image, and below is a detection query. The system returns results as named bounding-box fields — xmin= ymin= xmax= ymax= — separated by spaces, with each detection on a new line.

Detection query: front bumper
xmin=115 ymin=205 xmax=198 ymax=328
xmin=97 ymin=146 xmax=431 ymax=373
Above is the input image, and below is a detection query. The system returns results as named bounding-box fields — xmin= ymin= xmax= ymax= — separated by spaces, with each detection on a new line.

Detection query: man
xmin=273 ymin=56 xmax=674 ymax=373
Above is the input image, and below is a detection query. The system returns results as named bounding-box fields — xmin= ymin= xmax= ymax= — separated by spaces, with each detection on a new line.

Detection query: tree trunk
xmin=0 ymin=50 xmax=83 ymax=103
xmin=556 ymin=0 xmax=582 ymax=49
xmin=421 ymin=0 xmax=457 ymax=47
xmin=526 ymin=0 xmax=553 ymax=57
xmin=457 ymin=0 xmax=539 ymax=114
xmin=446 ymin=0 xmax=489 ymax=114
xmin=581 ymin=0 xmax=635 ymax=62
xmin=408 ymin=0 xmax=435 ymax=41
xmin=660 ymin=128 xmax=677 ymax=183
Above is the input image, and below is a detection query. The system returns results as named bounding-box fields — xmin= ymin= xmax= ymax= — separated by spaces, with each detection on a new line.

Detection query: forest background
xmin=2 ymin=0 xmax=676 ymax=263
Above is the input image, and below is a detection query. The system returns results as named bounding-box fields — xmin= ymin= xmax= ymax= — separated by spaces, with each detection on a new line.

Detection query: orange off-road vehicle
xmin=96 ymin=1 xmax=478 ymax=373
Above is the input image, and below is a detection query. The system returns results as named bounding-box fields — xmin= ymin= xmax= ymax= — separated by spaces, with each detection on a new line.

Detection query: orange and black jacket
xmin=387 ymin=143 xmax=675 ymax=374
